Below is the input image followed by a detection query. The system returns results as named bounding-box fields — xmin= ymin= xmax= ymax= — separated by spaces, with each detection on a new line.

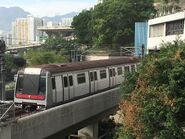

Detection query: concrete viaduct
xmin=0 ymin=87 xmax=121 ymax=139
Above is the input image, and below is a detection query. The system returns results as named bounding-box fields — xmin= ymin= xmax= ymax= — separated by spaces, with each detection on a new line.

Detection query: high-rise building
xmin=12 ymin=15 xmax=43 ymax=45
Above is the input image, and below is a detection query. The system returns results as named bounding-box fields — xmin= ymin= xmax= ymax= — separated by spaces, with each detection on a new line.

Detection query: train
xmin=14 ymin=57 xmax=139 ymax=111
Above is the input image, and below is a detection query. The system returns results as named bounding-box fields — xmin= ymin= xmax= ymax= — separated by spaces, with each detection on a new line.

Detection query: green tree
xmin=72 ymin=0 xmax=155 ymax=47
xmin=72 ymin=10 xmax=93 ymax=45
xmin=118 ymin=41 xmax=185 ymax=138
xmin=24 ymin=49 xmax=68 ymax=66
xmin=155 ymin=0 xmax=181 ymax=16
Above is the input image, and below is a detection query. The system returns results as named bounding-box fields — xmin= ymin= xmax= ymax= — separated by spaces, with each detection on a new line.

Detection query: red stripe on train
xmin=16 ymin=94 xmax=45 ymax=100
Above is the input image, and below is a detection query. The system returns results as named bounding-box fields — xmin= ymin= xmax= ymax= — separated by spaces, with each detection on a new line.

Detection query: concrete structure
xmin=148 ymin=11 xmax=185 ymax=50
xmin=11 ymin=15 xmax=43 ymax=46
xmin=61 ymin=18 xmax=73 ymax=27
xmin=135 ymin=22 xmax=148 ymax=56
xmin=37 ymin=26 xmax=74 ymax=38
xmin=0 ymin=87 xmax=120 ymax=139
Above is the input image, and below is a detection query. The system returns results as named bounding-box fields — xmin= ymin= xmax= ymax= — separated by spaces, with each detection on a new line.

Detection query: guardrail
xmin=0 ymin=102 xmax=15 ymax=122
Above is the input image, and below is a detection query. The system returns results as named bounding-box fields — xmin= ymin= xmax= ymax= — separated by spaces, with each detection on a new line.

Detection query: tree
xmin=72 ymin=10 xmax=93 ymax=45
xmin=24 ymin=49 xmax=68 ymax=66
xmin=118 ymin=40 xmax=185 ymax=138
xmin=156 ymin=0 xmax=181 ymax=16
xmin=72 ymin=0 xmax=155 ymax=47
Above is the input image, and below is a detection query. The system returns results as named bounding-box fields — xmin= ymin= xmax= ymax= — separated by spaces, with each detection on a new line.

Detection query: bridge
xmin=6 ymin=43 xmax=43 ymax=51
xmin=0 ymin=87 xmax=121 ymax=139
xmin=37 ymin=26 xmax=74 ymax=38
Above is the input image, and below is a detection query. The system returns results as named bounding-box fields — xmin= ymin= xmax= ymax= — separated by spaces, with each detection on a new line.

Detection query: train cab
xmin=14 ymin=68 xmax=47 ymax=110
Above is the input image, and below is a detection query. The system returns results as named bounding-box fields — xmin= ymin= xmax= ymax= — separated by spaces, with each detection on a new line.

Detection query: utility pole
xmin=0 ymin=38 xmax=6 ymax=100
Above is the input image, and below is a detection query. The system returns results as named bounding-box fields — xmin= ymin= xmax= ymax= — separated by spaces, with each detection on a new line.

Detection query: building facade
xmin=12 ymin=15 xmax=43 ymax=46
xmin=148 ymin=11 xmax=185 ymax=50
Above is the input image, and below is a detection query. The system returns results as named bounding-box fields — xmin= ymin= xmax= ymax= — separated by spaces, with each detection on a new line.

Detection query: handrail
xmin=0 ymin=102 xmax=15 ymax=121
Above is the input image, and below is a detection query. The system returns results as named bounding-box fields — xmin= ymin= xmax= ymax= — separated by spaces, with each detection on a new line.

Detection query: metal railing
xmin=0 ymin=102 xmax=15 ymax=122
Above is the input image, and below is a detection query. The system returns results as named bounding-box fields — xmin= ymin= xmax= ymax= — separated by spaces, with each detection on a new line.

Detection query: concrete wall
xmin=7 ymin=87 xmax=120 ymax=139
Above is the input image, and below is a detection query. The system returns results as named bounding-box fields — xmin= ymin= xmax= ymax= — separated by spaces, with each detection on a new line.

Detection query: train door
xmin=63 ymin=74 xmax=74 ymax=101
xmin=89 ymin=70 xmax=98 ymax=93
xmin=51 ymin=77 xmax=57 ymax=103
xmin=109 ymin=68 xmax=116 ymax=87
xmin=55 ymin=76 xmax=63 ymax=103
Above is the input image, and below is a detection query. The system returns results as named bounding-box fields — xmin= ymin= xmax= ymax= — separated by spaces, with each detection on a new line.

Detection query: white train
xmin=14 ymin=57 xmax=139 ymax=110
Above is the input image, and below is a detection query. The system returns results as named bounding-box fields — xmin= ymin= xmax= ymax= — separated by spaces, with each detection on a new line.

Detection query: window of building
xmin=100 ymin=70 xmax=107 ymax=79
xmin=166 ymin=20 xmax=184 ymax=36
xmin=77 ymin=73 xmax=86 ymax=84
xmin=117 ymin=67 xmax=123 ymax=75
xmin=149 ymin=23 xmax=164 ymax=37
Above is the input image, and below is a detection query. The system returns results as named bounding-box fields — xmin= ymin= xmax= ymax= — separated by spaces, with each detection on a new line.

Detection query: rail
xmin=0 ymin=102 xmax=15 ymax=122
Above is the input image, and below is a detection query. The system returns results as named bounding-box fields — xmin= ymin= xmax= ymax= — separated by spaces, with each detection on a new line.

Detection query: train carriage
xmin=14 ymin=57 xmax=140 ymax=110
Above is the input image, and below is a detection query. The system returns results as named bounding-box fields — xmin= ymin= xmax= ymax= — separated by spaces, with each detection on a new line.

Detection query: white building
xmin=61 ymin=18 xmax=73 ymax=27
xmin=12 ymin=15 xmax=43 ymax=46
xmin=148 ymin=11 xmax=185 ymax=51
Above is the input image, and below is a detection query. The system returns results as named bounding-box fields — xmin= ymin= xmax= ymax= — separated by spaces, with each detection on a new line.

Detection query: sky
xmin=1 ymin=0 xmax=97 ymax=17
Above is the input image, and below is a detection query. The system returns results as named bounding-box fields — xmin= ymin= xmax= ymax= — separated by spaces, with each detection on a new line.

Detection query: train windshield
xmin=16 ymin=74 xmax=46 ymax=96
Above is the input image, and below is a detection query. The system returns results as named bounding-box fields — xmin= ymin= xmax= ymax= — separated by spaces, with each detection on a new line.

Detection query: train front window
xmin=22 ymin=74 xmax=40 ymax=95
xmin=16 ymin=74 xmax=46 ymax=96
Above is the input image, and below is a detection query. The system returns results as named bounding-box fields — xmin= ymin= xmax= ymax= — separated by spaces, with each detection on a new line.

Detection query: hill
xmin=0 ymin=7 xmax=30 ymax=32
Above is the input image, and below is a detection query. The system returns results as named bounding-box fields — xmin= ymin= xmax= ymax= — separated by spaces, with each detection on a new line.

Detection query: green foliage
xmin=72 ymin=0 xmax=155 ymax=47
xmin=72 ymin=10 xmax=93 ymax=45
xmin=24 ymin=49 xmax=68 ymax=66
xmin=121 ymin=71 xmax=138 ymax=99
xmin=118 ymin=40 xmax=185 ymax=138
xmin=5 ymin=54 xmax=17 ymax=72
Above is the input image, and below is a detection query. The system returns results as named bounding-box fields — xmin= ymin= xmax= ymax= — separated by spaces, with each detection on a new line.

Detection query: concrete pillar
xmin=78 ymin=123 xmax=98 ymax=139
xmin=0 ymin=125 xmax=11 ymax=139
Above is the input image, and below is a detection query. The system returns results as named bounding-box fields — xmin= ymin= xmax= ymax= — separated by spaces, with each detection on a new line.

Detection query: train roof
xmin=35 ymin=57 xmax=139 ymax=74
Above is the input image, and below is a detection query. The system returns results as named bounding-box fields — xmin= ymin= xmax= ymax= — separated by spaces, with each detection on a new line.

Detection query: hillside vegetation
xmin=118 ymin=40 xmax=185 ymax=138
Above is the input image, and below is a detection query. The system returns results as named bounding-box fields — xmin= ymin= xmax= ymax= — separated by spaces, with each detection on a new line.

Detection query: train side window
xmin=109 ymin=69 xmax=113 ymax=77
xmin=77 ymin=73 xmax=86 ymax=84
xmin=117 ymin=67 xmax=123 ymax=75
xmin=131 ymin=65 xmax=135 ymax=71
xmin=39 ymin=76 xmax=46 ymax=94
xmin=124 ymin=66 xmax=130 ymax=73
xmin=113 ymin=68 xmax=116 ymax=76
xmin=52 ymin=78 xmax=56 ymax=89
xmin=100 ymin=70 xmax=107 ymax=79
xmin=69 ymin=76 xmax=73 ymax=86
xmin=90 ymin=72 xmax=94 ymax=81
xmin=94 ymin=72 xmax=97 ymax=81
xmin=63 ymin=76 xmax=68 ymax=87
